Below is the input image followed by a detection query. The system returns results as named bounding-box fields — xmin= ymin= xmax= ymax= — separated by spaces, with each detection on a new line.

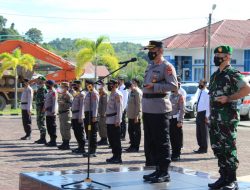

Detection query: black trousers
xmin=143 ymin=113 xmax=171 ymax=170
xmin=128 ymin=119 xmax=141 ymax=149
xmin=72 ymin=119 xmax=85 ymax=150
xmin=120 ymin=110 xmax=127 ymax=139
xmin=107 ymin=124 xmax=122 ymax=158
xmin=84 ymin=112 xmax=98 ymax=153
xmin=46 ymin=116 xmax=57 ymax=141
xmin=170 ymin=118 xmax=183 ymax=157
xmin=22 ymin=110 xmax=32 ymax=136
xmin=196 ymin=111 xmax=208 ymax=151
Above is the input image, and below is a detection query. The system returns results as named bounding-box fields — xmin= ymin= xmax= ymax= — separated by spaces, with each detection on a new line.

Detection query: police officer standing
xmin=44 ymin=80 xmax=58 ymax=147
xmin=20 ymin=78 xmax=33 ymax=140
xmin=34 ymin=76 xmax=47 ymax=144
xmin=97 ymin=81 xmax=108 ymax=145
xmin=71 ymin=80 xmax=86 ymax=154
xmin=106 ymin=79 xmax=123 ymax=164
xmin=58 ymin=82 xmax=73 ymax=150
xmin=142 ymin=40 xmax=178 ymax=183
xmin=83 ymin=79 xmax=99 ymax=157
xmin=208 ymin=45 xmax=250 ymax=190
xmin=125 ymin=79 xmax=142 ymax=152
xmin=169 ymin=86 xmax=185 ymax=161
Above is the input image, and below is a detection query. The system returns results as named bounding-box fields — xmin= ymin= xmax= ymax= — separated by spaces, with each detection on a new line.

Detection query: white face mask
xmin=57 ymin=87 xmax=64 ymax=94
xmin=96 ymin=84 xmax=103 ymax=90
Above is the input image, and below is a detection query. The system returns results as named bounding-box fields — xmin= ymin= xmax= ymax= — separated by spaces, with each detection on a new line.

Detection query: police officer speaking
xmin=142 ymin=40 xmax=178 ymax=183
xmin=20 ymin=78 xmax=33 ymax=140
xmin=208 ymin=45 xmax=250 ymax=190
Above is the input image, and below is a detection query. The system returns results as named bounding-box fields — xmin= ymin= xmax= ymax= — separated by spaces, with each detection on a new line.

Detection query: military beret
xmin=106 ymin=79 xmax=118 ymax=85
xmin=73 ymin=80 xmax=82 ymax=85
xmin=214 ymin=45 xmax=233 ymax=55
xmin=143 ymin=40 xmax=163 ymax=50
xmin=61 ymin=82 xmax=69 ymax=88
xmin=85 ymin=79 xmax=95 ymax=85
xmin=46 ymin=80 xmax=55 ymax=86
xmin=38 ymin=76 xmax=46 ymax=81
xmin=124 ymin=81 xmax=132 ymax=90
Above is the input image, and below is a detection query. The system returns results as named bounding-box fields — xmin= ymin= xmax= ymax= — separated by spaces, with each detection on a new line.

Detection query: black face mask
xmin=148 ymin=51 xmax=157 ymax=60
xmin=46 ymin=85 xmax=51 ymax=89
xmin=73 ymin=87 xmax=78 ymax=91
xmin=107 ymin=84 xmax=113 ymax=91
xmin=198 ymin=85 xmax=204 ymax=89
xmin=214 ymin=56 xmax=224 ymax=66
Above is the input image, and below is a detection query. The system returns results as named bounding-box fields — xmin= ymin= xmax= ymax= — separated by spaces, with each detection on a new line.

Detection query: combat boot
xmin=46 ymin=139 xmax=57 ymax=147
xmin=58 ymin=140 xmax=70 ymax=150
xmin=208 ymin=168 xmax=227 ymax=189
xmin=34 ymin=134 xmax=46 ymax=144
xmin=20 ymin=134 xmax=31 ymax=140
xmin=143 ymin=170 xmax=160 ymax=181
xmin=149 ymin=170 xmax=171 ymax=183
xmin=222 ymin=170 xmax=238 ymax=190
xmin=97 ymin=138 xmax=108 ymax=146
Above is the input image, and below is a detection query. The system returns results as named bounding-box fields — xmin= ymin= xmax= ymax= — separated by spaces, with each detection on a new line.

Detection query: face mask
xmin=148 ymin=51 xmax=157 ymax=60
xmin=198 ymin=85 xmax=204 ymax=89
xmin=107 ymin=84 xmax=113 ymax=91
xmin=73 ymin=86 xmax=78 ymax=91
xmin=214 ymin=56 xmax=224 ymax=66
xmin=46 ymin=85 xmax=51 ymax=89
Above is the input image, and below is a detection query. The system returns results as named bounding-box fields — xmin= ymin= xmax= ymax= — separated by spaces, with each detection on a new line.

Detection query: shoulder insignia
xmin=115 ymin=95 xmax=120 ymax=103
xmin=52 ymin=92 xmax=56 ymax=97
xmin=166 ymin=65 xmax=173 ymax=75
xmin=179 ymin=95 xmax=184 ymax=103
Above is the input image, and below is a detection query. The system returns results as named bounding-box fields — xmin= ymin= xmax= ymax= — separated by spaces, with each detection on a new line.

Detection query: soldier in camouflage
xmin=34 ymin=76 xmax=47 ymax=144
xmin=208 ymin=45 xmax=250 ymax=190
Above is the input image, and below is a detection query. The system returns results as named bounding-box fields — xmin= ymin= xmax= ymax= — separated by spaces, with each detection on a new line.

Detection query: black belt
xmin=106 ymin=113 xmax=117 ymax=117
xmin=143 ymin=94 xmax=167 ymax=98
xmin=72 ymin=110 xmax=79 ymax=113
xmin=59 ymin=110 xmax=70 ymax=114
xmin=21 ymin=102 xmax=28 ymax=104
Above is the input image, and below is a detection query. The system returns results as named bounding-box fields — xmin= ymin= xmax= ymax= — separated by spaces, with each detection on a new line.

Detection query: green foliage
xmin=0 ymin=16 xmax=20 ymax=41
xmin=0 ymin=15 xmax=7 ymax=31
xmin=25 ymin=28 xmax=43 ymax=43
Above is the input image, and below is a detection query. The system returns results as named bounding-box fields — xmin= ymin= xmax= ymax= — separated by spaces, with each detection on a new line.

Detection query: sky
xmin=0 ymin=0 xmax=249 ymax=45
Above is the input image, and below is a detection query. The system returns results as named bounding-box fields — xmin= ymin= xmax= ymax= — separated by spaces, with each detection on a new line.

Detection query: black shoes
xmin=193 ymin=149 xmax=207 ymax=154
xmin=72 ymin=148 xmax=86 ymax=154
xmin=222 ymin=181 xmax=239 ymax=190
xmin=171 ymin=156 xmax=180 ymax=162
xmin=143 ymin=170 xmax=170 ymax=183
xmin=46 ymin=141 xmax=57 ymax=147
xmin=125 ymin=147 xmax=139 ymax=153
xmin=34 ymin=138 xmax=47 ymax=144
xmin=83 ymin=152 xmax=97 ymax=158
xmin=20 ymin=135 xmax=31 ymax=140
xmin=57 ymin=141 xmax=70 ymax=150
xmin=106 ymin=157 xmax=122 ymax=164
xmin=208 ymin=177 xmax=227 ymax=189
xmin=97 ymin=138 xmax=108 ymax=146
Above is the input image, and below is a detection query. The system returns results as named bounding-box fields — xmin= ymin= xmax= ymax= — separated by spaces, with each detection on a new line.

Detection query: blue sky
xmin=0 ymin=0 xmax=249 ymax=45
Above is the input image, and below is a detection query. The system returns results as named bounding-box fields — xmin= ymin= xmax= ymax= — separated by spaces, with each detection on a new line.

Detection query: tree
xmin=25 ymin=28 xmax=43 ymax=43
xmin=0 ymin=15 xmax=7 ymax=31
xmin=75 ymin=36 xmax=119 ymax=79
xmin=0 ymin=49 xmax=35 ymax=108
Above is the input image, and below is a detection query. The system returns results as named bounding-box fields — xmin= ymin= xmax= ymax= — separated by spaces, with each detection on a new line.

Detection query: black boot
xmin=46 ymin=138 xmax=57 ymax=147
xmin=58 ymin=140 xmax=70 ymax=150
xmin=97 ymin=138 xmax=108 ymax=146
xmin=34 ymin=134 xmax=46 ymax=144
xmin=222 ymin=170 xmax=238 ymax=190
xmin=143 ymin=169 xmax=160 ymax=181
xmin=208 ymin=168 xmax=227 ymax=189
xmin=20 ymin=134 xmax=31 ymax=140
xmin=150 ymin=170 xmax=171 ymax=183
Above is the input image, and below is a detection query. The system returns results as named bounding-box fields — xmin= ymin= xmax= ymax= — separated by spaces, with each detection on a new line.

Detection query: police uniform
xmin=71 ymin=81 xmax=86 ymax=154
xmin=84 ymin=84 xmax=99 ymax=156
xmin=106 ymin=80 xmax=123 ymax=163
xmin=44 ymin=81 xmax=58 ymax=146
xmin=58 ymin=82 xmax=73 ymax=150
xmin=208 ymin=45 xmax=249 ymax=190
xmin=126 ymin=83 xmax=142 ymax=152
xmin=20 ymin=81 xmax=33 ymax=140
xmin=169 ymin=92 xmax=185 ymax=160
xmin=34 ymin=76 xmax=47 ymax=144
xmin=142 ymin=40 xmax=178 ymax=183
xmin=97 ymin=88 xmax=108 ymax=145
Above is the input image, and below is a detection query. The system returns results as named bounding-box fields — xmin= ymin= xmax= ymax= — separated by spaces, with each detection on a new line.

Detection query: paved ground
xmin=0 ymin=116 xmax=250 ymax=190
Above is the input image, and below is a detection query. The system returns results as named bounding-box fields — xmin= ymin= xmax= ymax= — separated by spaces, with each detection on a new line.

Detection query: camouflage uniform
xmin=209 ymin=65 xmax=247 ymax=170
xmin=35 ymin=84 xmax=47 ymax=137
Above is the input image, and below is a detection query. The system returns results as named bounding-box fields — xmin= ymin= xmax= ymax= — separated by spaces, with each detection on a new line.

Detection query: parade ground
xmin=1 ymin=116 xmax=250 ymax=190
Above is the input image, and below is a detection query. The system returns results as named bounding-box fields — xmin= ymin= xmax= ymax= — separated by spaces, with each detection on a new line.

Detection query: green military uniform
xmin=208 ymin=45 xmax=248 ymax=190
xmin=35 ymin=77 xmax=47 ymax=143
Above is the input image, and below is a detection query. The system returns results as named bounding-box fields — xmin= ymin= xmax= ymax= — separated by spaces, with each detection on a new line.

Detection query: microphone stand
xmin=61 ymin=62 xmax=130 ymax=189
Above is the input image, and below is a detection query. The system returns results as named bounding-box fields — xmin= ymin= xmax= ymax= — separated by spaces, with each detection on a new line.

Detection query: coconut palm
xmin=75 ymin=35 xmax=119 ymax=79
xmin=0 ymin=49 xmax=35 ymax=108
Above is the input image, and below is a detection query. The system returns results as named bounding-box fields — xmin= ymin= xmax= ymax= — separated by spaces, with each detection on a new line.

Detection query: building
xmin=80 ymin=62 xmax=109 ymax=79
xmin=162 ymin=19 xmax=250 ymax=82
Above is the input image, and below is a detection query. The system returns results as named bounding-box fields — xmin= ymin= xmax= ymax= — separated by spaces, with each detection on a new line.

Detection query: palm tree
xmin=75 ymin=35 xmax=119 ymax=80
xmin=0 ymin=49 xmax=35 ymax=108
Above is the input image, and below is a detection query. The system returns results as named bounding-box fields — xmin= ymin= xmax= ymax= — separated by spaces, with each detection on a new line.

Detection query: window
xmin=194 ymin=67 xmax=204 ymax=81
xmin=194 ymin=59 xmax=204 ymax=64
xmin=231 ymin=59 xmax=236 ymax=64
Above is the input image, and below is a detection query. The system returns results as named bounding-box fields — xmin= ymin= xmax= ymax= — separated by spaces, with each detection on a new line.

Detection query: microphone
xmin=119 ymin=58 xmax=137 ymax=64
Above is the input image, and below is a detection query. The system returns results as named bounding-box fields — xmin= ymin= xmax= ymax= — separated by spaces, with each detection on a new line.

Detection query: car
xmin=181 ymin=82 xmax=199 ymax=118
xmin=239 ymin=94 xmax=250 ymax=120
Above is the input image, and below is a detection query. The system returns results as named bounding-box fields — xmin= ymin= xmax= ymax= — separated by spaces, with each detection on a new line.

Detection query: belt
xmin=59 ymin=110 xmax=70 ymax=114
xmin=21 ymin=102 xmax=28 ymax=104
xmin=143 ymin=94 xmax=166 ymax=98
xmin=106 ymin=113 xmax=117 ymax=117
xmin=169 ymin=114 xmax=178 ymax=119
xmin=72 ymin=110 xmax=79 ymax=113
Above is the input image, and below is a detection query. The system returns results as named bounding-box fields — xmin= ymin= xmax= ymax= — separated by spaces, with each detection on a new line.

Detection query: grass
xmin=0 ymin=106 xmax=36 ymax=115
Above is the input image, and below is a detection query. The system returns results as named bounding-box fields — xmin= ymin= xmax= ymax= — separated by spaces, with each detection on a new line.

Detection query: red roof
xmin=84 ymin=62 xmax=109 ymax=77
xmin=162 ymin=20 xmax=250 ymax=49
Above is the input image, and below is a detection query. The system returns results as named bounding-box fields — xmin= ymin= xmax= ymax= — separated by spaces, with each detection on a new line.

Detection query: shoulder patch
xmin=179 ymin=95 xmax=184 ymax=103
xmin=52 ymin=92 xmax=56 ymax=97
xmin=166 ymin=65 xmax=173 ymax=75
xmin=115 ymin=95 xmax=121 ymax=103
